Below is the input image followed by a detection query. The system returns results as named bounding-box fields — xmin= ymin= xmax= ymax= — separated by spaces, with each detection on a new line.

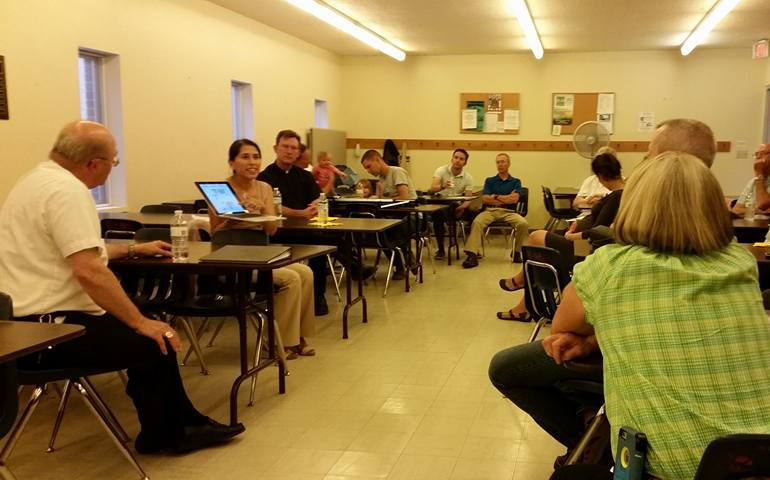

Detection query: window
xmin=314 ymin=99 xmax=328 ymax=128
xmin=77 ymin=49 xmax=125 ymax=208
xmin=231 ymin=81 xmax=254 ymax=140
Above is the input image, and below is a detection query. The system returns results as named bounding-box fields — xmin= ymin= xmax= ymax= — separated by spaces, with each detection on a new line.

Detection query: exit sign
xmin=753 ymin=39 xmax=769 ymax=59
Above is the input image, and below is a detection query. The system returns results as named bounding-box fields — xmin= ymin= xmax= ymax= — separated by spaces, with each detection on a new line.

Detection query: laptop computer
xmin=195 ymin=181 xmax=275 ymax=221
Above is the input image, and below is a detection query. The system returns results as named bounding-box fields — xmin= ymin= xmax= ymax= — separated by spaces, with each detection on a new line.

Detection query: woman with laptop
xmin=208 ymin=139 xmax=316 ymax=358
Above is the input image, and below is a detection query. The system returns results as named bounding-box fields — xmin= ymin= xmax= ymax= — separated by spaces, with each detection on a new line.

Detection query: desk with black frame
xmin=277 ymin=217 xmax=404 ymax=339
xmin=108 ymin=241 xmax=335 ymax=425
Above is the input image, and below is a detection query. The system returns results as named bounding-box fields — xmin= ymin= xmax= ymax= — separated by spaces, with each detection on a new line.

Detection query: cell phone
xmin=613 ymin=426 xmax=647 ymax=480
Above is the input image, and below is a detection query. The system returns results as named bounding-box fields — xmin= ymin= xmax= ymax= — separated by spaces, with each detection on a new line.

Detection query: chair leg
xmin=181 ymin=317 xmax=210 ymax=366
xmin=396 ymin=248 xmax=409 ymax=290
xmin=565 ymin=404 xmax=607 ymax=466
xmin=206 ymin=319 xmax=226 ymax=347
xmin=528 ymin=317 xmax=547 ymax=343
xmin=326 ymin=254 xmax=342 ymax=302
xmin=247 ymin=313 xmax=265 ymax=407
xmin=382 ymin=250 xmax=397 ymax=298
xmin=509 ymin=228 xmax=517 ymax=263
xmin=177 ymin=317 xmax=209 ymax=375
xmin=0 ymin=386 xmax=45 ymax=464
xmin=423 ymin=237 xmax=436 ymax=274
xmin=74 ymin=381 xmax=149 ymax=480
xmin=46 ymin=380 xmax=74 ymax=453
xmin=80 ymin=377 xmax=130 ymax=444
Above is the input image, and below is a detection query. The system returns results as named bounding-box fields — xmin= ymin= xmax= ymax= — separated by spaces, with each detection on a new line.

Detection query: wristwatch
xmin=128 ymin=243 xmax=137 ymax=258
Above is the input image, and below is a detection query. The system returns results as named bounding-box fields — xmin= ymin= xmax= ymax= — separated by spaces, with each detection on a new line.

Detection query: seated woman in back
xmin=547 ymin=152 xmax=770 ymax=480
xmin=209 ymin=139 xmax=316 ymax=358
xmin=497 ymin=151 xmax=624 ymax=321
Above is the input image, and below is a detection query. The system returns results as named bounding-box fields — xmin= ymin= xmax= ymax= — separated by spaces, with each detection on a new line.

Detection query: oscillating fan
xmin=572 ymin=121 xmax=611 ymax=159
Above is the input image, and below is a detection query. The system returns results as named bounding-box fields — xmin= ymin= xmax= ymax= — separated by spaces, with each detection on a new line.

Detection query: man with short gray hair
xmin=0 ymin=120 xmax=244 ymax=454
xmin=647 ymin=118 xmax=716 ymax=167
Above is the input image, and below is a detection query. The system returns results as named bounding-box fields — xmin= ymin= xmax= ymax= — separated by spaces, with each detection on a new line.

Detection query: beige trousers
xmin=272 ymin=263 xmax=315 ymax=347
xmin=464 ymin=208 xmax=529 ymax=255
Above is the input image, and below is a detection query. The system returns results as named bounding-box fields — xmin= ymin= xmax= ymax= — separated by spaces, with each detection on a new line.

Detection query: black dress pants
xmin=17 ymin=312 xmax=206 ymax=449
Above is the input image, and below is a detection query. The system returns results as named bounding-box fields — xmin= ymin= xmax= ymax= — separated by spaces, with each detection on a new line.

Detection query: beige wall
xmin=341 ymin=50 xmax=767 ymax=227
xmin=0 ymin=0 xmax=343 ymax=208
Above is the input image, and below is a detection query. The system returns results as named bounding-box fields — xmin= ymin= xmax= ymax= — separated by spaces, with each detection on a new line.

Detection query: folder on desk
xmin=200 ymin=245 xmax=291 ymax=264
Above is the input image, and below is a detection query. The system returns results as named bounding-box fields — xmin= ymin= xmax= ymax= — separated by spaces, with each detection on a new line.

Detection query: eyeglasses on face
xmin=98 ymin=154 xmax=120 ymax=167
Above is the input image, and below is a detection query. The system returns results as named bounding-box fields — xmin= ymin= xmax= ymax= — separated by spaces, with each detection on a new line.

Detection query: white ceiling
xmin=209 ymin=0 xmax=770 ymax=56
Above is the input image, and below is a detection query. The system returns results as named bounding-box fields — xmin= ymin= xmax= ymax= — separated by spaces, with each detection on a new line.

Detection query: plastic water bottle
xmin=746 ymin=180 xmax=756 ymax=221
xmin=273 ymin=188 xmax=282 ymax=217
xmin=318 ymin=193 xmax=328 ymax=224
xmin=170 ymin=210 xmax=189 ymax=263
xmin=356 ymin=183 xmax=364 ymax=197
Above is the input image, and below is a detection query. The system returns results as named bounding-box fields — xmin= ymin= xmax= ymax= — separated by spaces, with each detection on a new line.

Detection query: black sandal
xmin=499 ymin=277 xmax=524 ymax=292
xmin=496 ymin=309 xmax=531 ymax=322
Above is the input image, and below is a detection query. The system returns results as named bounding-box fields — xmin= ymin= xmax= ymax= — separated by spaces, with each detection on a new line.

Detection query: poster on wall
xmin=552 ymin=94 xmax=574 ymax=125
xmin=0 ymin=56 xmax=8 ymax=120
xmin=638 ymin=112 xmax=655 ymax=132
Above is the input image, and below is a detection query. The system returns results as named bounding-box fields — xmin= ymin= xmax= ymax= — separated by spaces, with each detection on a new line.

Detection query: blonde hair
xmin=614 ymin=151 xmax=732 ymax=254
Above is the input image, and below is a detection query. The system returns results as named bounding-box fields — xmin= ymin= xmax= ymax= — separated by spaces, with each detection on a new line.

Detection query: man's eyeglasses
xmin=98 ymin=155 xmax=120 ymax=167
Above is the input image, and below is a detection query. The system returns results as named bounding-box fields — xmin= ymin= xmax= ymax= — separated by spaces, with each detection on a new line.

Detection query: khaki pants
xmin=464 ymin=208 xmax=529 ymax=256
xmin=272 ymin=263 xmax=315 ymax=347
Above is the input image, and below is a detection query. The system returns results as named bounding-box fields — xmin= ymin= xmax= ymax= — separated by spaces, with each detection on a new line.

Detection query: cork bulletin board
xmin=551 ymin=92 xmax=615 ymax=135
xmin=460 ymin=92 xmax=520 ymax=134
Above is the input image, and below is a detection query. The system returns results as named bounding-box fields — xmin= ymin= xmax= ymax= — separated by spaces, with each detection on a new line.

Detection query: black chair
xmin=350 ymin=211 xmax=408 ymax=297
xmin=543 ymin=186 xmax=580 ymax=232
xmin=193 ymin=199 xmax=208 ymax=214
xmin=522 ymin=245 xmax=570 ymax=342
xmin=483 ymin=186 xmax=529 ymax=261
xmin=0 ymin=292 xmax=149 ymax=479
xmin=140 ymin=204 xmax=180 ymax=214
xmin=101 ymin=218 xmax=143 ymax=239
xmin=693 ymin=434 xmax=770 ymax=479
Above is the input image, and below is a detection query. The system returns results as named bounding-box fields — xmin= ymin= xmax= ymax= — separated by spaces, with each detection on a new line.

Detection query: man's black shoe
xmin=315 ymin=295 xmax=329 ymax=316
xmin=513 ymin=251 xmax=522 ymax=263
xmin=173 ymin=418 xmax=245 ymax=454
xmin=462 ymin=253 xmax=479 ymax=269
xmin=434 ymin=250 xmax=445 ymax=260
xmin=352 ymin=264 xmax=377 ymax=281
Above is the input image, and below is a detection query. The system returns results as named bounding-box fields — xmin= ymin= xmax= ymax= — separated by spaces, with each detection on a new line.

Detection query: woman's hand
xmin=543 ymin=333 xmax=597 ymax=364
xmin=241 ymin=193 xmax=265 ymax=214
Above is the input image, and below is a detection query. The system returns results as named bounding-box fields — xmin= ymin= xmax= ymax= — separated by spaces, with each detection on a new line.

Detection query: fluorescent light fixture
xmin=510 ymin=0 xmax=543 ymax=59
xmin=680 ymin=0 xmax=741 ymax=56
xmin=286 ymin=0 xmax=406 ymax=61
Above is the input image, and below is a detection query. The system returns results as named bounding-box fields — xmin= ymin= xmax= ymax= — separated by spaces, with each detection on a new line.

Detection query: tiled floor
xmin=6 ymin=240 xmax=564 ymax=479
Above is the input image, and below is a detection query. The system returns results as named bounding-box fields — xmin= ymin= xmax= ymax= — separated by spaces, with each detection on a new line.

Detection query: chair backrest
xmin=140 ymin=204 xmax=180 ymax=214
xmin=211 ymin=229 xmax=269 ymax=246
xmin=135 ymin=227 xmax=171 ymax=242
xmin=100 ymin=218 xmax=143 ymax=239
xmin=541 ymin=186 xmax=557 ymax=215
xmin=693 ymin=434 xmax=770 ymax=479
xmin=516 ymin=187 xmax=529 ymax=217
xmin=522 ymin=245 xmax=569 ymax=321
xmin=193 ymin=199 xmax=208 ymax=214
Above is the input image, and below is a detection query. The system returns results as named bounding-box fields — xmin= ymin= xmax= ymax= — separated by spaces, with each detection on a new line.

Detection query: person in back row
xmin=209 ymin=139 xmax=316 ymax=357
xmin=730 ymin=143 xmax=770 ymax=217
xmin=427 ymin=148 xmax=475 ymax=260
xmin=313 ymin=151 xmax=347 ymax=194
xmin=257 ymin=130 xmax=330 ymax=316
xmin=0 ymin=120 xmax=244 ymax=454
xmin=462 ymin=153 xmax=529 ymax=268
xmin=572 ymin=146 xmax=614 ymax=209
xmin=548 ymin=152 xmax=770 ymax=480
xmin=496 ymin=150 xmax=624 ymax=321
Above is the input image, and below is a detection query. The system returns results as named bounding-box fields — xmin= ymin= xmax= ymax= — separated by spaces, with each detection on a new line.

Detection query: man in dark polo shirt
xmin=258 ymin=129 xmax=329 ymax=315
xmin=462 ymin=153 xmax=529 ymax=268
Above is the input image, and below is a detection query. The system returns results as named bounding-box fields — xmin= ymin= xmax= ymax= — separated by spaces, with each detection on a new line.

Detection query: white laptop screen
xmin=195 ymin=182 xmax=247 ymax=215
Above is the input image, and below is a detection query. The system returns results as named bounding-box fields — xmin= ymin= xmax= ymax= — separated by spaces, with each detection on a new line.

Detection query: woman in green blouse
xmin=547 ymin=151 xmax=770 ymax=479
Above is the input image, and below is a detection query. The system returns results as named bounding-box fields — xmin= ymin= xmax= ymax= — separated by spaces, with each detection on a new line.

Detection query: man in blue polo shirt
xmin=462 ymin=153 xmax=529 ymax=268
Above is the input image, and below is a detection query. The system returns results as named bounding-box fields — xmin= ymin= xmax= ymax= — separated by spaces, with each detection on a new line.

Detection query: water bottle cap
xmin=174 ymin=210 xmax=182 ymax=215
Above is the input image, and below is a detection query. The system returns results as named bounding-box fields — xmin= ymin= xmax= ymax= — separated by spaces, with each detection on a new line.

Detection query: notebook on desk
xmin=195 ymin=181 xmax=282 ymax=222
xmin=199 ymin=245 xmax=291 ymax=264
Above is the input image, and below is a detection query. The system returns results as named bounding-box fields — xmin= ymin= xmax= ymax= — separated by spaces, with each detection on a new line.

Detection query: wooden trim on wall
xmin=346 ymin=138 xmax=731 ymax=153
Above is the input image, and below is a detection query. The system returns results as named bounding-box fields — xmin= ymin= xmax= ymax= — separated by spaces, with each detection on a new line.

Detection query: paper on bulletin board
xmin=496 ymin=121 xmax=505 ymax=133
xmin=552 ymin=124 xmax=562 ymax=136
xmin=484 ymin=112 xmax=499 ymax=133
xmin=638 ymin=112 xmax=655 ymax=132
xmin=504 ymin=109 xmax=520 ymax=130
xmin=461 ymin=109 xmax=477 ymax=129
xmin=597 ymin=93 xmax=615 ymax=114
xmin=596 ymin=113 xmax=613 ymax=134
xmin=552 ymin=94 xmax=574 ymax=125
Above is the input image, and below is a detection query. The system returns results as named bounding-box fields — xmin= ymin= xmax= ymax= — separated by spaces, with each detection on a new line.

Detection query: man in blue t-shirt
xmin=462 ymin=153 xmax=529 ymax=268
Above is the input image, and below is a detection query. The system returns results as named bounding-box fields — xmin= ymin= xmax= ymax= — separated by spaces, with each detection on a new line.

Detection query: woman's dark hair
xmin=591 ymin=152 xmax=622 ymax=180
xmin=228 ymin=139 xmax=261 ymax=162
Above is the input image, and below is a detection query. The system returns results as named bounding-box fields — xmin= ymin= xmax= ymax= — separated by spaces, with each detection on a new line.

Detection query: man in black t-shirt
xmin=258 ymin=130 xmax=328 ymax=314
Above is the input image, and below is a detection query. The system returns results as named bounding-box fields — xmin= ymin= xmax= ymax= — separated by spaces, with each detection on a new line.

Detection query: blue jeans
xmin=488 ymin=341 xmax=603 ymax=448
